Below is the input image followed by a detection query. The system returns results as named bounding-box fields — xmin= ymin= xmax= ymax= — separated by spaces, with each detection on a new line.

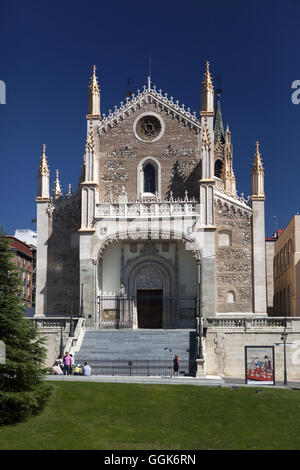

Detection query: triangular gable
xmin=97 ymin=82 xmax=201 ymax=136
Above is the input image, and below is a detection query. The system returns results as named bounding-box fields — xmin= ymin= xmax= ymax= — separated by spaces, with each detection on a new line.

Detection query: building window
xmin=227 ymin=291 xmax=235 ymax=303
xmin=137 ymin=157 xmax=161 ymax=197
xmin=284 ymin=246 xmax=287 ymax=270
xmin=137 ymin=115 xmax=161 ymax=141
xmin=288 ymin=285 xmax=292 ymax=316
xmin=288 ymin=240 xmax=292 ymax=265
xmin=214 ymin=159 xmax=223 ymax=178
xmin=133 ymin=112 xmax=165 ymax=143
xmin=143 ymin=163 xmax=156 ymax=193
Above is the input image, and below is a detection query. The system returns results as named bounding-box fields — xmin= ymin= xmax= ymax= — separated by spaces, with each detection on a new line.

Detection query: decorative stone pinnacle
xmin=255 ymin=141 xmax=261 ymax=157
xmin=252 ymin=141 xmax=264 ymax=186
xmin=53 ymin=169 xmax=62 ymax=198
xmin=39 ymin=144 xmax=49 ymax=175
xmin=202 ymin=61 xmax=214 ymax=90
xmin=253 ymin=141 xmax=263 ymax=171
xmin=89 ymin=64 xmax=100 ymax=94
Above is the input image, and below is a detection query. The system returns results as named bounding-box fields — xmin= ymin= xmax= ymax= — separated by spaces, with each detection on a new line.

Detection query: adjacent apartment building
xmin=3 ymin=236 xmax=34 ymax=307
xmin=274 ymin=215 xmax=300 ymax=316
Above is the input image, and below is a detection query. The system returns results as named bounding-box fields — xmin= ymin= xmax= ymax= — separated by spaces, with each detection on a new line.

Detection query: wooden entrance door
xmin=137 ymin=290 xmax=163 ymax=329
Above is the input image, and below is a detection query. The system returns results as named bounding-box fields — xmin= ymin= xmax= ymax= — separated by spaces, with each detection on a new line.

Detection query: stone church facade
xmin=35 ymin=63 xmax=267 ymax=331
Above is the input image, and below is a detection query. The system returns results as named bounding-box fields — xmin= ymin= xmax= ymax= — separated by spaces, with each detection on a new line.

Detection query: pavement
xmin=45 ymin=374 xmax=300 ymax=389
xmin=46 ymin=374 xmax=224 ymax=386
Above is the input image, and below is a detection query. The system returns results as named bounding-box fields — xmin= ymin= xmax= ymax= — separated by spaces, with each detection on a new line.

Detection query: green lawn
xmin=0 ymin=381 xmax=300 ymax=450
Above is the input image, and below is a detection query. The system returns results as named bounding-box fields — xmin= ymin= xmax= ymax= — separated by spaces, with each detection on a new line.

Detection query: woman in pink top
xmin=64 ymin=352 xmax=72 ymax=375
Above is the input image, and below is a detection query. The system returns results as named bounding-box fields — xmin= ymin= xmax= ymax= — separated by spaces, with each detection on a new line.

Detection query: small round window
xmin=134 ymin=112 xmax=164 ymax=143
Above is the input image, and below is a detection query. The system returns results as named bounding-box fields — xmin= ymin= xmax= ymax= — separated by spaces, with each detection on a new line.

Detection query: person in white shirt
xmin=83 ymin=362 xmax=92 ymax=376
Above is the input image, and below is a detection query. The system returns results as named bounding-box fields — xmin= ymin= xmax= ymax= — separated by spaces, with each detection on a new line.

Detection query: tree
xmin=0 ymin=237 xmax=51 ymax=425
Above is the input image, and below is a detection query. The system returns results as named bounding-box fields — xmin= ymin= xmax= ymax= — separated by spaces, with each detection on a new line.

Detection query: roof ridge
xmin=97 ymin=84 xmax=201 ymax=135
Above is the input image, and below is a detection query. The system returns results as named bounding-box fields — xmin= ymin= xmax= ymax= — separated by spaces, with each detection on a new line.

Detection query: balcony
xmin=95 ymin=196 xmax=199 ymax=219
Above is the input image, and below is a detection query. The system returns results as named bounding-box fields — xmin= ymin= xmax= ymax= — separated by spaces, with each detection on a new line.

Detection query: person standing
xmin=64 ymin=352 xmax=72 ymax=375
xmin=173 ymin=355 xmax=179 ymax=378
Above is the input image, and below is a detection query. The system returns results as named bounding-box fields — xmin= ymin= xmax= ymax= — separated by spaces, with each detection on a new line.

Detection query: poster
xmin=102 ymin=309 xmax=118 ymax=322
xmin=245 ymin=346 xmax=275 ymax=385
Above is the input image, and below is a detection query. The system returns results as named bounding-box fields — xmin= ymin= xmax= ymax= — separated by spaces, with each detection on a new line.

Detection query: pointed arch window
xmin=227 ymin=291 xmax=235 ymax=303
xmin=143 ymin=163 xmax=156 ymax=193
xmin=214 ymin=159 xmax=223 ymax=178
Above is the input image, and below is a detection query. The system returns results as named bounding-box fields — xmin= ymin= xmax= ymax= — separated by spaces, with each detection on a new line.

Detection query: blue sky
xmin=0 ymin=0 xmax=300 ymax=236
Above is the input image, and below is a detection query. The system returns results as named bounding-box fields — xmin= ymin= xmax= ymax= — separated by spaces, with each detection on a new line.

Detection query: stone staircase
xmin=74 ymin=329 xmax=196 ymax=376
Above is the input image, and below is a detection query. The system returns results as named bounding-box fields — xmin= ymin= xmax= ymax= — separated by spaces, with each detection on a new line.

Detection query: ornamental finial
xmin=53 ymin=169 xmax=62 ymax=198
xmin=39 ymin=144 xmax=49 ymax=175
xmin=87 ymin=65 xmax=101 ymax=117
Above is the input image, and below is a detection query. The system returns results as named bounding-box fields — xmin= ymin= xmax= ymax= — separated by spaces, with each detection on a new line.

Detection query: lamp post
xmin=281 ymin=320 xmax=288 ymax=386
xmin=59 ymin=323 xmax=64 ymax=358
xmin=80 ymin=284 xmax=84 ymax=318
xmin=69 ymin=302 xmax=74 ymax=337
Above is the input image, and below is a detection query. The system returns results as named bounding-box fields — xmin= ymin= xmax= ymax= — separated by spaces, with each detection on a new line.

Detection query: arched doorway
xmin=135 ymin=265 xmax=163 ymax=328
xmin=124 ymin=257 xmax=175 ymax=328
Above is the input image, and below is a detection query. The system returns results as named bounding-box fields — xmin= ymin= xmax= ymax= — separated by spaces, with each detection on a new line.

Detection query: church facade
xmin=35 ymin=63 xmax=267 ymax=330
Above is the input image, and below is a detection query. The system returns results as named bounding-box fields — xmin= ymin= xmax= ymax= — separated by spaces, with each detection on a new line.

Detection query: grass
xmin=1 ymin=381 xmax=300 ymax=449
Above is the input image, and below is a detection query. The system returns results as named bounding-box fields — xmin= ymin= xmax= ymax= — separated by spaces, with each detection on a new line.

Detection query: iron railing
xmin=97 ymin=295 xmax=197 ymax=329
xmin=74 ymin=357 xmax=197 ymax=377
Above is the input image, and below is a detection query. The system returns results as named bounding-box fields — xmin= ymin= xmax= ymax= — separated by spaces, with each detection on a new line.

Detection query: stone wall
xmin=215 ymin=198 xmax=253 ymax=313
xmin=205 ymin=317 xmax=300 ymax=381
xmin=97 ymin=102 xmax=201 ymax=200
xmin=47 ymin=193 xmax=81 ymax=315
xmin=38 ymin=328 xmax=69 ymax=367
xmin=265 ymin=239 xmax=275 ymax=315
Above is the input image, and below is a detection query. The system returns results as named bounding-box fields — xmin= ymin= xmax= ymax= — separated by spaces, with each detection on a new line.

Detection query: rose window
xmin=136 ymin=115 xmax=162 ymax=140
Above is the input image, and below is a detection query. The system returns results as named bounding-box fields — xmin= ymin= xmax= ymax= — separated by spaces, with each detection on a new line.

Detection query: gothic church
xmin=35 ymin=62 xmax=267 ymax=331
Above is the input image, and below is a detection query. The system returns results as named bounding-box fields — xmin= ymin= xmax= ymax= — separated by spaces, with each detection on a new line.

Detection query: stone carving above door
xmin=135 ymin=267 xmax=163 ymax=289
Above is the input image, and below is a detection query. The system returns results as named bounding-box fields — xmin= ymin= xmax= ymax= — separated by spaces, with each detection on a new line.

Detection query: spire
xmin=39 ymin=144 xmax=49 ymax=175
xmin=213 ymin=90 xmax=225 ymax=143
xmin=37 ymin=144 xmax=50 ymax=200
xmin=252 ymin=141 xmax=264 ymax=173
xmin=53 ymin=169 xmax=62 ymax=199
xmin=224 ymin=124 xmax=231 ymax=147
xmin=201 ymin=61 xmax=214 ymax=114
xmin=67 ymin=183 xmax=72 ymax=197
xmin=220 ymin=125 xmax=236 ymax=196
xmin=87 ymin=65 xmax=101 ymax=118
xmin=251 ymin=141 xmax=265 ymax=200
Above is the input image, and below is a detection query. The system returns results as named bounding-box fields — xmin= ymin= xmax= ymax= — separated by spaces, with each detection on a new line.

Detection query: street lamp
xmin=281 ymin=321 xmax=288 ymax=386
xmin=59 ymin=323 xmax=64 ymax=358
xmin=80 ymin=284 xmax=84 ymax=318
xmin=69 ymin=302 xmax=74 ymax=337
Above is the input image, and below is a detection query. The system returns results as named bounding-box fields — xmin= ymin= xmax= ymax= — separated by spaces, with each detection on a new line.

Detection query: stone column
xmin=35 ymin=201 xmax=50 ymax=317
xmin=79 ymin=231 xmax=97 ymax=327
xmin=252 ymin=200 xmax=267 ymax=313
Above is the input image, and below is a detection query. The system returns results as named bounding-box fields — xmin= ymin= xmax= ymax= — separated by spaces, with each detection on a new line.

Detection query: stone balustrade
xmin=204 ymin=316 xmax=295 ymax=331
xmin=95 ymin=198 xmax=198 ymax=219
